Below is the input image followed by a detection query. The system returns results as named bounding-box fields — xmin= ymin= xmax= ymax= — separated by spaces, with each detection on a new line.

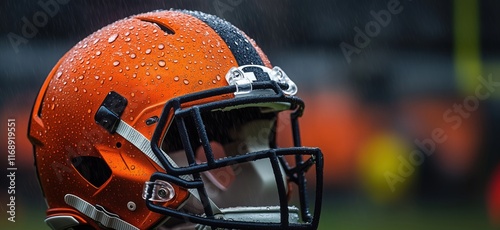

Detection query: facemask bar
xmin=147 ymin=81 xmax=323 ymax=229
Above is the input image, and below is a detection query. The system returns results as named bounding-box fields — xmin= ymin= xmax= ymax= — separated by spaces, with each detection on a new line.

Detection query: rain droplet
xmin=74 ymin=87 xmax=78 ymax=92
xmin=145 ymin=49 xmax=152 ymax=54
xmin=173 ymin=60 xmax=178 ymax=63
xmin=185 ymin=66 xmax=189 ymax=70
xmin=51 ymin=96 xmax=55 ymax=101
xmin=113 ymin=61 xmax=120 ymax=66
xmin=131 ymin=92 xmax=135 ymax=97
xmin=108 ymin=34 xmax=118 ymax=43
xmin=51 ymin=104 xmax=55 ymax=110
xmin=130 ymin=53 xmax=136 ymax=59
xmin=174 ymin=76 xmax=179 ymax=82
xmin=93 ymin=38 xmax=100 ymax=44
xmin=96 ymin=51 xmax=101 ymax=56
xmin=56 ymin=71 xmax=63 ymax=79
xmin=124 ymin=37 xmax=131 ymax=42
xmin=87 ymin=109 xmax=92 ymax=114
xmin=198 ymin=80 xmax=203 ymax=85
xmin=129 ymin=117 xmax=134 ymax=121
xmin=216 ymin=75 xmax=221 ymax=81
xmin=158 ymin=60 xmax=166 ymax=67
xmin=156 ymin=75 xmax=161 ymax=80
xmin=131 ymin=165 xmax=136 ymax=170
xmin=125 ymin=31 xmax=130 ymax=36
xmin=108 ymin=76 xmax=113 ymax=81
xmin=78 ymin=75 xmax=84 ymax=80
xmin=158 ymin=44 xmax=164 ymax=50
xmin=180 ymin=46 xmax=185 ymax=50
xmin=95 ymin=75 xmax=100 ymax=80
xmin=183 ymin=79 xmax=189 ymax=85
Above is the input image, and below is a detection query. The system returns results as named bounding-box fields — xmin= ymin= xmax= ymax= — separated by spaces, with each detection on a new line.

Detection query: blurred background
xmin=2 ymin=0 xmax=500 ymax=229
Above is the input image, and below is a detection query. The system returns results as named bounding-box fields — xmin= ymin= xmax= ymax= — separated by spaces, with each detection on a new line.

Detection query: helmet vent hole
xmin=71 ymin=156 xmax=112 ymax=187
xmin=116 ymin=142 xmax=122 ymax=148
xmin=139 ymin=19 xmax=175 ymax=35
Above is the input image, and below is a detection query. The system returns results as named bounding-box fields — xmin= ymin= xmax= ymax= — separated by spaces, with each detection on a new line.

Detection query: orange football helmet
xmin=28 ymin=10 xmax=323 ymax=229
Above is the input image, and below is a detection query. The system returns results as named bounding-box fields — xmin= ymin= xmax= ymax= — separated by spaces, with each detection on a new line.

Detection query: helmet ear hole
xmin=71 ymin=156 xmax=112 ymax=187
xmin=116 ymin=142 xmax=122 ymax=148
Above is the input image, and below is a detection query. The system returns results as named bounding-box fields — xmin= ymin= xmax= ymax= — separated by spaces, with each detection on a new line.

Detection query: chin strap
xmin=64 ymin=194 xmax=139 ymax=230
xmin=115 ymin=119 xmax=173 ymax=170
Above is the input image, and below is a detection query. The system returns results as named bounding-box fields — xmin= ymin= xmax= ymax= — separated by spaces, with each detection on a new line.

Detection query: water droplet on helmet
xmin=130 ymin=53 xmax=136 ymax=59
xmin=56 ymin=71 xmax=63 ymax=79
xmin=87 ymin=109 xmax=92 ymax=114
xmin=74 ymin=87 xmax=78 ymax=92
xmin=174 ymin=76 xmax=179 ymax=82
xmin=131 ymin=92 xmax=135 ymax=97
xmin=180 ymin=46 xmax=185 ymax=50
xmin=198 ymin=80 xmax=203 ymax=85
xmin=113 ymin=61 xmax=120 ymax=66
xmin=78 ymin=75 xmax=84 ymax=80
xmin=158 ymin=60 xmax=166 ymax=67
xmin=95 ymin=75 xmax=100 ymax=80
xmin=156 ymin=75 xmax=161 ymax=80
xmin=158 ymin=44 xmax=165 ymax=50
xmin=145 ymin=49 xmax=152 ymax=54
xmin=216 ymin=75 xmax=221 ymax=81
xmin=183 ymin=79 xmax=189 ymax=85
xmin=108 ymin=34 xmax=118 ymax=43
xmin=109 ymin=76 xmax=113 ymax=81
xmin=96 ymin=51 xmax=101 ymax=56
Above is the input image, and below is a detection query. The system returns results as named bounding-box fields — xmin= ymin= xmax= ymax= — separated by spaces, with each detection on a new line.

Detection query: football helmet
xmin=28 ymin=10 xmax=323 ymax=229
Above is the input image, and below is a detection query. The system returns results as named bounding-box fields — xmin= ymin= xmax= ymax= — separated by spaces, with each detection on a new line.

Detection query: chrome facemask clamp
xmin=225 ymin=65 xmax=298 ymax=96
xmin=142 ymin=180 xmax=176 ymax=202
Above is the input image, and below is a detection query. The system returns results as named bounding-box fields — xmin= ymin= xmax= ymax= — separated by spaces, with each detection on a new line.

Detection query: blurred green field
xmin=319 ymin=199 xmax=493 ymax=230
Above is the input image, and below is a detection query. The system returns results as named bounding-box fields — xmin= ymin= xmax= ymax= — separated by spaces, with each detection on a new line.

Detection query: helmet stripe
xmin=181 ymin=10 xmax=265 ymax=66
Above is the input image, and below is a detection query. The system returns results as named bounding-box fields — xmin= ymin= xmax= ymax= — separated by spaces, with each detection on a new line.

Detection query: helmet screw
xmin=158 ymin=188 xmax=168 ymax=198
xmin=127 ymin=201 xmax=136 ymax=211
